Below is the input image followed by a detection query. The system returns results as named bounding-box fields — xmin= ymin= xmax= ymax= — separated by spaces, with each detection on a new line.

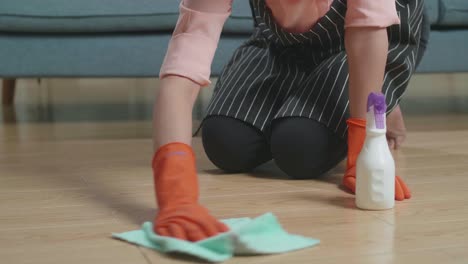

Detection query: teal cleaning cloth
xmin=112 ymin=213 xmax=319 ymax=262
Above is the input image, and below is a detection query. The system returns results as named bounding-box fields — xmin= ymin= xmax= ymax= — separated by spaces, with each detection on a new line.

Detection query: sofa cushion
xmin=0 ymin=0 xmax=253 ymax=34
xmin=438 ymin=0 xmax=468 ymax=26
xmin=425 ymin=0 xmax=440 ymax=25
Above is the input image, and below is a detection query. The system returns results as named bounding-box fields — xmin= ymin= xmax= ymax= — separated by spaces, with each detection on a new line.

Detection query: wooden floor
xmin=1 ymin=115 xmax=468 ymax=264
xmin=2 ymin=73 xmax=468 ymax=263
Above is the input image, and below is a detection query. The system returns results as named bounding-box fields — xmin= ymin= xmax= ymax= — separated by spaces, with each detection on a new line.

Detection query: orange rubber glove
xmin=342 ymin=118 xmax=411 ymax=201
xmin=152 ymin=142 xmax=229 ymax=241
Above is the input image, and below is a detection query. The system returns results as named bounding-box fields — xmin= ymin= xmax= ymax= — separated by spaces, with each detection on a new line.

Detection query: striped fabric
xmin=204 ymin=0 xmax=425 ymax=138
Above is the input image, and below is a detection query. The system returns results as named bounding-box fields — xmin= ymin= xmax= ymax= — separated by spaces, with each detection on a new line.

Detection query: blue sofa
xmin=0 ymin=0 xmax=467 ymax=102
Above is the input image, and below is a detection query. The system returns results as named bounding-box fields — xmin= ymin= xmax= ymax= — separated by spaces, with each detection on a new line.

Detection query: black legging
xmin=201 ymin=116 xmax=347 ymax=179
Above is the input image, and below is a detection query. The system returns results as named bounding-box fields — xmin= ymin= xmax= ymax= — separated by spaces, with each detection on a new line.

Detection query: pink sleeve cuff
xmin=159 ymin=2 xmax=231 ymax=87
xmin=345 ymin=0 xmax=400 ymax=28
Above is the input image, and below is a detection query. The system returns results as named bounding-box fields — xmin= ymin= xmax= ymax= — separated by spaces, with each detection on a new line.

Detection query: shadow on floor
xmin=203 ymin=160 xmax=346 ymax=185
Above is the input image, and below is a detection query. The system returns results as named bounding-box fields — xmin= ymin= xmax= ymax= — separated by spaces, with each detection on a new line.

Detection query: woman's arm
xmin=151 ymin=0 xmax=233 ymax=242
xmin=342 ymin=1 xmax=411 ymax=201
xmin=154 ymin=0 xmax=232 ymax=149
xmin=345 ymin=27 xmax=388 ymax=118
xmin=344 ymin=0 xmax=400 ymax=117
xmin=153 ymin=76 xmax=200 ymax=149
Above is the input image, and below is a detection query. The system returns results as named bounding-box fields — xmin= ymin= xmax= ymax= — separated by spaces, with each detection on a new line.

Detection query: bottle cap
xmin=367 ymin=92 xmax=386 ymax=129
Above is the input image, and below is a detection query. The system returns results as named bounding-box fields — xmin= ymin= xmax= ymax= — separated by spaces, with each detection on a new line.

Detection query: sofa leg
xmin=2 ymin=79 xmax=16 ymax=106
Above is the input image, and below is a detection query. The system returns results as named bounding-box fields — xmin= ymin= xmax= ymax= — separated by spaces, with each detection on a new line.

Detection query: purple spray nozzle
xmin=367 ymin=92 xmax=387 ymax=129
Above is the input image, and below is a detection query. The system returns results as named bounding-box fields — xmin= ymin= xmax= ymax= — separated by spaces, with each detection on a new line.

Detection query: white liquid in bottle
xmin=356 ymin=92 xmax=395 ymax=210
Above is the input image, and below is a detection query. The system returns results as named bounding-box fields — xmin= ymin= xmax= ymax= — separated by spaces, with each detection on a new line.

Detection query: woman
xmin=152 ymin=0 xmax=428 ymax=242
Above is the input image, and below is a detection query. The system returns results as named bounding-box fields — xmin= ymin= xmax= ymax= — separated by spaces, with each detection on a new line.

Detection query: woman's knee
xmin=202 ymin=116 xmax=271 ymax=173
xmin=270 ymin=118 xmax=343 ymax=179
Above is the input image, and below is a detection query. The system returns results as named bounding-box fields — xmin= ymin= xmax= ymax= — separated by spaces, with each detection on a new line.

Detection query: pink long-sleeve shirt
xmin=160 ymin=0 xmax=400 ymax=86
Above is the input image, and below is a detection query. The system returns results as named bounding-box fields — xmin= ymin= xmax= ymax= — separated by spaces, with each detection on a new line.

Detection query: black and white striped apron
xmin=204 ymin=0 xmax=426 ymax=138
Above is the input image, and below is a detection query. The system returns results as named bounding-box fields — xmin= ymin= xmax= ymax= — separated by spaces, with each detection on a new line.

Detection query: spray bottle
xmin=355 ymin=92 xmax=395 ymax=210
